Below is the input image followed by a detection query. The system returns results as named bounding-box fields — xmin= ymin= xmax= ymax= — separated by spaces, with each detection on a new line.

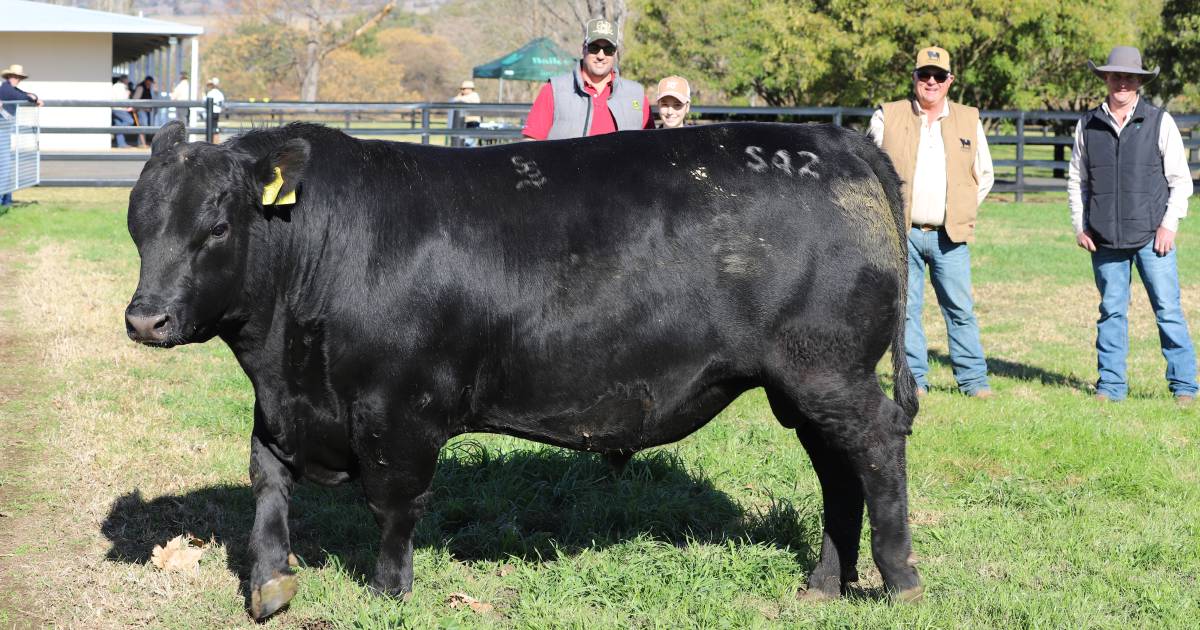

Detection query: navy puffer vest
xmin=1082 ymin=99 xmax=1168 ymax=250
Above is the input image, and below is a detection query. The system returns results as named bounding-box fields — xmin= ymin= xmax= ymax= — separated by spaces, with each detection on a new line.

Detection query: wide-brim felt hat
xmin=1 ymin=64 xmax=28 ymax=79
xmin=1088 ymin=46 xmax=1158 ymax=83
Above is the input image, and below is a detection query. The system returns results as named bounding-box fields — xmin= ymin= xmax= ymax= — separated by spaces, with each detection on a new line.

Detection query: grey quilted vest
xmin=1082 ymin=99 xmax=1169 ymax=250
xmin=545 ymin=66 xmax=646 ymax=140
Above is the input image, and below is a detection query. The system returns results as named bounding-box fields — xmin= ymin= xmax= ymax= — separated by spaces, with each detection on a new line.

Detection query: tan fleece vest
xmin=880 ymin=99 xmax=980 ymax=243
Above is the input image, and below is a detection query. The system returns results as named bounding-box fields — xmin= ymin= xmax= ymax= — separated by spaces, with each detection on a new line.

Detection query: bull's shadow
xmin=101 ymin=442 xmax=819 ymax=586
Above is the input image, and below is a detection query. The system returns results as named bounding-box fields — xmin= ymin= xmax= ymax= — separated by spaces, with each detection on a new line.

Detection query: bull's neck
xmin=222 ymin=207 xmax=340 ymax=360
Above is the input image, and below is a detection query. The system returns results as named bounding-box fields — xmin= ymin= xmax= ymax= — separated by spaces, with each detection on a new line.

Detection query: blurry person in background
xmin=654 ymin=75 xmax=691 ymax=129
xmin=131 ymin=76 xmax=157 ymax=146
xmin=110 ymin=74 xmax=133 ymax=148
xmin=205 ymin=78 xmax=225 ymax=143
xmin=1 ymin=64 xmax=43 ymax=208
xmin=451 ymin=79 xmax=482 ymax=147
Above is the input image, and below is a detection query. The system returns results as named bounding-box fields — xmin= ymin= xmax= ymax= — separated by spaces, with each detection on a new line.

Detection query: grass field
xmin=1 ymin=187 xmax=1198 ymax=628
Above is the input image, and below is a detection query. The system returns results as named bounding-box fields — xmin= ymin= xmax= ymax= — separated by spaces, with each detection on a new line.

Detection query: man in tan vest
xmin=869 ymin=46 xmax=995 ymax=398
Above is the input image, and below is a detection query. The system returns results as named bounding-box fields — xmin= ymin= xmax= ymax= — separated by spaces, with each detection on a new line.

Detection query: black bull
xmin=124 ymin=120 xmax=922 ymax=619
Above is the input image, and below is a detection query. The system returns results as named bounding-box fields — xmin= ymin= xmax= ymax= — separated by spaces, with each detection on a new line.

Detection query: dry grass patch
xmin=4 ymin=241 xmax=260 ymax=627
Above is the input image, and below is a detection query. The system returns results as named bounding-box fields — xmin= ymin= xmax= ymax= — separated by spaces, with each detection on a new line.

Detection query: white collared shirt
xmin=1067 ymin=95 xmax=1192 ymax=234
xmin=869 ymin=102 xmax=994 ymax=226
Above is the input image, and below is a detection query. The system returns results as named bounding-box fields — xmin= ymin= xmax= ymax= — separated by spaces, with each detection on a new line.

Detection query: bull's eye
xmin=210 ymin=222 xmax=230 ymax=238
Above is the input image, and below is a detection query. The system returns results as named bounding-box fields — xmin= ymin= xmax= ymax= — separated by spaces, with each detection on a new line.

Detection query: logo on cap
xmin=595 ymin=20 xmax=613 ymax=35
xmin=927 ymin=51 xmax=940 ymax=60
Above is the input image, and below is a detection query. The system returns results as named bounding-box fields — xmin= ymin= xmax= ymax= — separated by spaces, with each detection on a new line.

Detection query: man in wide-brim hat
xmin=1 ymin=63 xmax=44 ymax=208
xmin=1067 ymin=46 xmax=1198 ymax=405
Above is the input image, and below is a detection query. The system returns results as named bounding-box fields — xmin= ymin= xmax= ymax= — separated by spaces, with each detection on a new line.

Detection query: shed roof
xmin=1 ymin=0 xmax=203 ymax=64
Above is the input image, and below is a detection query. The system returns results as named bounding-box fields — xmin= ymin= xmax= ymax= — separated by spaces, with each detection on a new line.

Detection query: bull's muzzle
xmin=125 ymin=309 xmax=172 ymax=344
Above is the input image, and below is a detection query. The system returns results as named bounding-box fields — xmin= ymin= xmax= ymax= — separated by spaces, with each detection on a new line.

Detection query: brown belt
xmin=915 ymin=224 xmax=941 ymax=232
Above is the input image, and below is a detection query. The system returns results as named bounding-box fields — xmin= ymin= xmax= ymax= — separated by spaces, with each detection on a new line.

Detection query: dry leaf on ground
xmin=497 ymin=563 xmax=515 ymax=577
xmin=150 ymin=534 xmax=205 ymax=574
xmin=446 ymin=592 xmax=494 ymax=614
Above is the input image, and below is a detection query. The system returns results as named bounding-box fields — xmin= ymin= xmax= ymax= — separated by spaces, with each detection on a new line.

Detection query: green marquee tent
xmin=472 ymin=37 xmax=577 ymax=100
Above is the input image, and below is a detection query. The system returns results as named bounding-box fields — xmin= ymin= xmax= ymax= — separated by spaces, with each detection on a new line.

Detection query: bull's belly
xmin=471 ymin=378 xmax=753 ymax=453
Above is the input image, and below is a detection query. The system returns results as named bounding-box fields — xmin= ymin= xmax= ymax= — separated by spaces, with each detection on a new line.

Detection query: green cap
xmin=584 ymin=18 xmax=618 ymax=46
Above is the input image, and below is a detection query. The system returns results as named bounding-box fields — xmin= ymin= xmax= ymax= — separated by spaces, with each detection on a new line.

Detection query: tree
xmin=211 ymin=0 xmax=397 ymax=101
xmin=1147 ymin=0 xmax=1200 ymax=109
xmin=623 ymin=0 xmax=1159 ymax=111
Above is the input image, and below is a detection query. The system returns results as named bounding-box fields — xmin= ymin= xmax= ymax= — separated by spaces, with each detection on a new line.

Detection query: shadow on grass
xmin=100 ymin=442 xmax=820 ymax=589
xmin=928 ymin=349 xmax=1093 ymax=391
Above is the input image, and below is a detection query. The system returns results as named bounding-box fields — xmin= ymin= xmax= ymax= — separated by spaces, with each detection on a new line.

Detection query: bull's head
xmin=124 ymin=120 xmax=309 ymax=347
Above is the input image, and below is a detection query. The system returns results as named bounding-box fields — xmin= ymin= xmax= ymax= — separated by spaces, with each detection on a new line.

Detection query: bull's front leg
xmin=247 ymin=426 xmax=299 ymax=620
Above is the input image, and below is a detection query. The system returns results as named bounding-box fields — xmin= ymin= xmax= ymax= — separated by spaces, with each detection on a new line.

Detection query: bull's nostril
xmin=126 ymin=312 xmax=172 ymax=342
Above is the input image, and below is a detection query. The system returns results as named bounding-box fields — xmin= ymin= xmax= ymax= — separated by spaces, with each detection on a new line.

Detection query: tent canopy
xmin=473 ymin=37 xmax=577 ymax=82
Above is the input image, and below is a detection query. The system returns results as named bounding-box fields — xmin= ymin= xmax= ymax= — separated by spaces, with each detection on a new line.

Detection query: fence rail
xmin=20 ymin=100 xmax=1200 ymax=200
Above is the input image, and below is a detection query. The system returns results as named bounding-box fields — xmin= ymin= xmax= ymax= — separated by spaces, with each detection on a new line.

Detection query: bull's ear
xmin=256 ymin=139 xmax=310 ymax=207
xmin=150 ymin=120 xmax=187 ymax=156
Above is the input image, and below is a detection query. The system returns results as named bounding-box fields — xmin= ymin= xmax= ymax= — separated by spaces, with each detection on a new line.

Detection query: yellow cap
xmin=915 ymin=46 xmax=950 ymax=72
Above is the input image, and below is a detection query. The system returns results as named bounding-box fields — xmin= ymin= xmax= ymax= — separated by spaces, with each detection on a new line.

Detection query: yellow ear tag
xmin=262 ymin=167 xmax=297 ymax=205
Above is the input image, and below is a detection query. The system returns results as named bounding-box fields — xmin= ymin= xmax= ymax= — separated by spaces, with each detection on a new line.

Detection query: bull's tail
xmin=856 ymin=131 xmax=919 ymax=423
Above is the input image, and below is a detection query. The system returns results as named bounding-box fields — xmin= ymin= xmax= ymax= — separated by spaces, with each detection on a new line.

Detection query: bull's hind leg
xmin=359 ymin=430 xmax=443 ymax=598
xmin=849 ymin=393 xmax=923 ymax=601
xmin=768 ymin=375 xmax=922 ymax=601
xmin=766 ymin=388 xmax=863 ymax=599
xmin=248 ymin=430 xmax=299 ymax=620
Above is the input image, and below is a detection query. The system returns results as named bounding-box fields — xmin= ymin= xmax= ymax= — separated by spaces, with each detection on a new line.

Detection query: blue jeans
xmin=906 ymin=227 xmax=990 ymax=394
xmin=1091 ymin=240 xmax=1198 ymax=399
xmin=112 ymin=109 xmax=133 ymax=147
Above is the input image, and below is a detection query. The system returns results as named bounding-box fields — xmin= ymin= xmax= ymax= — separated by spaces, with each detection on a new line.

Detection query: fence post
xmin=204 ymin=97 xmax=215 ymax=143
xmin=833 ymin=109 xmax=843 ymax=126
xmin=421 ymin=104 xmax=430 ymax=145
xmin=1015 ymin=112 xmax=1026 ymax=203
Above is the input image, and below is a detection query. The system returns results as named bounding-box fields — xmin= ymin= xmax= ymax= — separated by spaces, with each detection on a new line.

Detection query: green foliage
xmin=625 ymin=0 xmax=1164 ymax=111
xmin=1147 ymin=0 xmax=1200 ymax=109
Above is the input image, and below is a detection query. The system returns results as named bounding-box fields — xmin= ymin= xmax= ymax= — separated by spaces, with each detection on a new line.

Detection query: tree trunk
xmin=300 ymin=40 xmax=321 ymax=102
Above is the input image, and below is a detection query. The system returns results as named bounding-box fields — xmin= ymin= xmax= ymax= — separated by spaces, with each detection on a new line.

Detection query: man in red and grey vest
xmin=522 ymin=18 xmax=651 ymax=140
xmin=1068 ymin=46 xmax=1197 ymax=405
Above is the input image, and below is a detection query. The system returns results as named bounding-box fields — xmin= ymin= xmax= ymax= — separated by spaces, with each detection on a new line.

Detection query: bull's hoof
xmin=895 ymin=585 xmax=924 ymax=603
xmin=250 ymin=572 xmax=299 ymax=620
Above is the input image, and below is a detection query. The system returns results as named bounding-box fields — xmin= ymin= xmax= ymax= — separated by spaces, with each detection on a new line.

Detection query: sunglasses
xmin=915 ymin=69 xmax=950 ymax=83
xmin=586 ymin=42 xmax=617 ymax=56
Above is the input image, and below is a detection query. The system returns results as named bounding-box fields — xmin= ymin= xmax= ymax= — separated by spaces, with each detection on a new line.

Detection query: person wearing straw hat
xmin=451 ymin=79 xmax=482 ymax=146
xmin=1067 ymin=46 xmax=1197 ymax=405
xmin=1 ymin=64 xmax=43 ymax=208
xmin=654 ymin=75 xmax=691 ymax=129
xmin=868 ymin=46 xmax=995 ymax=399
xmin=521 ymin=17 xmax=650 ymax=140
xmin=1 ymin=64 xmax=42 ymax=113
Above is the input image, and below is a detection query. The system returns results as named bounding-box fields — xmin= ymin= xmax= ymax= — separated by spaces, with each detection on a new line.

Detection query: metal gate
xmin=1 ymin=102 xmax=40 ymax=196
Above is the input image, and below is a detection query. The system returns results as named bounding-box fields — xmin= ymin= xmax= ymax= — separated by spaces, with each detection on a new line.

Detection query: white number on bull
xmin=744 ymin=146 xmax=820 ymax=179
xmin=512 ymin=156 xmax=547 ymax=190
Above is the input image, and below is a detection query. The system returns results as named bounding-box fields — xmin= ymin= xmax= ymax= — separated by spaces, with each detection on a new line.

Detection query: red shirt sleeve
xmin=641 ymin=97 xmax=652 ymax=129
xmin=522 ymin=83 xmax=555 ymax=140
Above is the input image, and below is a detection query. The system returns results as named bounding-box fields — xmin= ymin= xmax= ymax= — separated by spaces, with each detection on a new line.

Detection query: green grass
xmin=0 ymin=188 xmax=1198 ymax=627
